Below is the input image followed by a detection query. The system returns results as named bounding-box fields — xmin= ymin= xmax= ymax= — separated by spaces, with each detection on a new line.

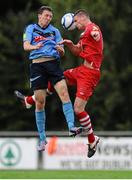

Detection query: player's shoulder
xmin=23 ymin=24 xmax=37 ymax=35
xmin=84 ymin=23 xmax=101 ymax=35
xmin=25 ymin=23 xmax=36 ymax=30
xmin=49 ymin=24 xmax=60 ymax=32
xmin=90 ymin=23 xmax=100 ymax=31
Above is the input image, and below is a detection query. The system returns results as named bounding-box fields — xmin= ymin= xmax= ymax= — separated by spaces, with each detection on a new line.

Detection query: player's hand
xmin=58 ymin=39 xmax=73 ymax=47
xmin=34 ymin=42 xmax=43 ymax=50
xmin=55 ymin=45 xmax=65 ymax=57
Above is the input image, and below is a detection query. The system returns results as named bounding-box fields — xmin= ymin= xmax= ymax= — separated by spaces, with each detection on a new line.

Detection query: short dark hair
xmin=38 ymin=6 xmax=53 ymax=15
xmin=74 ymin=9 xmax=89 ymax=18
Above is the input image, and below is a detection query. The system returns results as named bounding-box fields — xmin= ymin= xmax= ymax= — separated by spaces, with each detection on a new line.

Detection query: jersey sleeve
xmin=54 ymin=29 xmax=63 ymax=43
xmin=23 ymin=24 xmax=34 ymax=43
xmin=89 ymin=24 xmax=101 ymax=41
xmin=54 ymin=29 xmax=64 ymax=48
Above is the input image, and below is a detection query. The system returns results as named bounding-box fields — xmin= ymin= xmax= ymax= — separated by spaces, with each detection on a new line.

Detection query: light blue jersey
xmin=23 ymin=23 xmax=63 ymax=60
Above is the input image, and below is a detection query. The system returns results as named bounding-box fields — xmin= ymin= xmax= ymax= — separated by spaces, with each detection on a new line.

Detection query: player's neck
xmin=37 ymin=22 xmax=50 ymax=29
xmin=84 ymin=20 xmax=92 ymax=28
xmin=86 ymin=19 xmax=92 ymax=25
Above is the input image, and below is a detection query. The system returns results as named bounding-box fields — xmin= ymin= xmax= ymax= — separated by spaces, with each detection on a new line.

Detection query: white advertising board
xmin=0 ymin=138 xmax=37 ymax=169
xmin=43 ymin=137 xmax=132 ymax=170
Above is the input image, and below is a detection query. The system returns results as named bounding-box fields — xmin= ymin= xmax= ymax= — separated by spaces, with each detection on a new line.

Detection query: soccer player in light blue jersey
xmin=22 ymin=6 xmax=82 ymax=151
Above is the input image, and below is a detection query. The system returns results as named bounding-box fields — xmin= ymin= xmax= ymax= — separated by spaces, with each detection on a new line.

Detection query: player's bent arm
xmin=23 ymin=41 xmax=43 ymax=51
xmin=23 ymin=41 xmax=35 ymax=51
xmin=69 ymin=42 xmax=82 ymax=56
xmin=59 ymin=39 xmax=82 ymax=56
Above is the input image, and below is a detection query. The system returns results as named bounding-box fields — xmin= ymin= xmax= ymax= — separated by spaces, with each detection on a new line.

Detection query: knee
xmin=55 ymin=80 xmax=70 ymax=102
xmin=58 ymin=86 xmax=70 ymax=102
xmin=74 ymin=103 xmax=83 ymax=115
xmin=35 ymin=97 xmax=45 ymax=110
xmin=61 ymin=88 xmax=69 ymax=100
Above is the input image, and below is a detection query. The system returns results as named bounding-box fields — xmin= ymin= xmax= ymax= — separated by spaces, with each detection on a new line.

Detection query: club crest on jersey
xmin=34 ymin=36 xmax=46 ymax=42
xmin=34 ymin=35 xmax=54 ymax=42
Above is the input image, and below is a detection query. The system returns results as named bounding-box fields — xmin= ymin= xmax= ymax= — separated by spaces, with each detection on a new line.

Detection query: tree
xmin=0 ymin=0 xmax=131 ymax=131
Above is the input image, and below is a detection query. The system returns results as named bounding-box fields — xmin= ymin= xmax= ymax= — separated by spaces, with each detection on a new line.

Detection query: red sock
xmin=26 ymin=96 xmax=35 ymax=105
xmin=26 ymin=82 xmax=54 ymax=105
xmin=77 ymin=111 xmax=95 ymax=143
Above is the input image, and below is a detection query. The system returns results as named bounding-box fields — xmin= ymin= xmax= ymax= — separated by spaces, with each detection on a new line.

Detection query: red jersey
xmin=79 ymin=23 xmax=103 ymax=69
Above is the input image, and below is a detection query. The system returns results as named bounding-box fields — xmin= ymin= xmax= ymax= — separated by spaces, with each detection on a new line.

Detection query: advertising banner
xmin=43 ymin=137 xmax=132 ymax=170
xmin=0 ymin=138 xmax=37 ymax=169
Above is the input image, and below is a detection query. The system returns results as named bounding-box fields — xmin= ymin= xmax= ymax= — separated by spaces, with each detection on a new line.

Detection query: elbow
xmin=73 ymin=49 xmax=81 ymax=56
xmin=23 ymin=44 xmax=26 ymax=50
xmin=23 ymin=42 xmax=26 ymax=50
xmin=23 ymin=45 xmax=28 ymax=51
xmin=23 ymin=41 xmax=30 ymax=51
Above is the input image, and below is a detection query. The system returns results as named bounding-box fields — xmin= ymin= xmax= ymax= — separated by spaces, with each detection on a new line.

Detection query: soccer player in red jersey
xmin=15 ymin=9 xmax=103 ymax=158
xmin=59 ymin=9 xmax=103 ymax=157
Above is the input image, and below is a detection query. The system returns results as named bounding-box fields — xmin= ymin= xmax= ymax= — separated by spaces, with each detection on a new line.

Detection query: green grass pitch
xmin=0 ymin=170 xmax=132 ymax=179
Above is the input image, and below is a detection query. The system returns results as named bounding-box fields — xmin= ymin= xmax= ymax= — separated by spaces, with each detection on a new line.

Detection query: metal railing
xmin=0 ymin=131 xmax=132 ymax=137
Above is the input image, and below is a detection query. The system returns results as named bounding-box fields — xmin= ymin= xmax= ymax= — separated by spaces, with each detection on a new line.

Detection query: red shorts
xmin=64 ymin=65 xmax=100 ymax=101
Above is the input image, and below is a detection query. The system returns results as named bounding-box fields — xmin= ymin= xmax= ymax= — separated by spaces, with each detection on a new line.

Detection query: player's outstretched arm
xmin=58 ymin=40 xmax=82 ymax=56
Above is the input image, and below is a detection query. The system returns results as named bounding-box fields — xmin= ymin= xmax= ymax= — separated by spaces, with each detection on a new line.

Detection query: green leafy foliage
xmin=0 ymin=0 xmax=131 ymax=131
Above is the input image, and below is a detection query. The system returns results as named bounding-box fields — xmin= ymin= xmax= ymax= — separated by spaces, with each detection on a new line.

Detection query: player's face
xmin=38 ymin=10 xmax=53 ymax=28
xmin=74 ymin=15 xmax=86 ymax=30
